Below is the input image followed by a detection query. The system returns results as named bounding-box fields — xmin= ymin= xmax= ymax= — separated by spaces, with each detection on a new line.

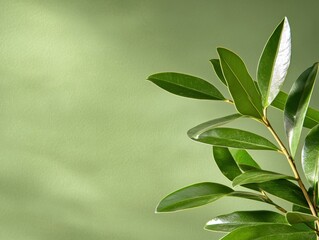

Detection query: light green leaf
xmin=187 ymin=114 xmax=242 ymax=139
xmin=156 ymin=182 xmax=233 ymax=212
xmin=147 ymin=72 xmax=225 ymax=100
xmin=205 ymin=211 xmax=287 ymax=232
xmin=221 ymin=224 xmax=316 ymax=240
xmin=284 ymin=63 xmax=319 ymax=157
xmin=257 ymin=17 xmax=291 ymax=108
xmin=217 ymin=48 xmax=263 ymax=119
xmin=212 ymin=146 xmax=242 ymax=181
xmin=233 ymin=170 xmax=295 ymax=186
xmin=302 ymin=124 xmax=319 ymax=187
xmin=229 ymin=149 xmax=260 ymax=171
xmin=210 ymin=59 xmax=227 ymax=85
xmin=286 ymin=212 xmax=318 ymax=224
xmin=190 ymin=127 xmax=279 ymax=151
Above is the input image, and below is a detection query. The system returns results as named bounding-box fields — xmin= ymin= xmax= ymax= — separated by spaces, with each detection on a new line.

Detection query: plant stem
xmin=262 ymin=117 xmax=319 ymax=232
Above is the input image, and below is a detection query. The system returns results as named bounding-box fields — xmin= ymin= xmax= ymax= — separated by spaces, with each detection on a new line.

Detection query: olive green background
xmin=0 ymin=1 xmax=319 ymax=239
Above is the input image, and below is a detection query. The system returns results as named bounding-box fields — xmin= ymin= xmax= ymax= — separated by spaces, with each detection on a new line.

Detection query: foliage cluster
xmin=147 ymin=17 xmax=319 ymax=239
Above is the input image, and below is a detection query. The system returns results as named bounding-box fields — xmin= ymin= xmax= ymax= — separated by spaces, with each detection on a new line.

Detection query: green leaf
xmin=228 ymin=191 xmax=271 ymax=204
xmin=156 ymin=182 xmax=233 ymax=212
xmin=205 ymin=211 xmax=287 ymax=232
xmin=257 ymin=17 xmax=291 ymax=108
xmin=229 ymin=149 xmax=260 ymax=171
xmin=291 ymin=205 xmax=314 ymax=231
xmin=189 ymin=127 xmax=279 ymax=150
xmin=147 ymin=72 xmax=225 ymax=100
xmin=284 ymin=63 xmax=319 ymax=157
xmin=233 ymin=170 xmax=295 ymax=186
xmin=210 ymin=59 xmax=227 ymax=85
xmin=271 ymin=91 xmax=319 ymax=129
xmin=217 ymin=48 xmax=263 ymax=119
xmin=212 ymin=146 xmax=242 ymax=181
xmin=246 ymin=180 xmax=308 ymax=207
xmin=221 ymin=224 xmax=316 ymax=240
xmin=302 ymin=124 xmax=319 ymax=187
xmin=187 ymin=114 xmax=242 ymax=139
xmin=286 ymin=212 xmax=318 ymax=224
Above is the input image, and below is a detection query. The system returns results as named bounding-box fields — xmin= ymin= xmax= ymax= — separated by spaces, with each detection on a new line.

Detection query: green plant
xmin=147 ymin=17 xmax=319 ymax=239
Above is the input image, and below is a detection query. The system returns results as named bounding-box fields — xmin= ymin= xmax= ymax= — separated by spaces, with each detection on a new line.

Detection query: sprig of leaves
xmin=148 ymin=17 xmax=319 ymax=239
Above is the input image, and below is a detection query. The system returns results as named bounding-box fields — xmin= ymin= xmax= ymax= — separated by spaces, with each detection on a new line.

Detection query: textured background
xmin=0 ymin=1 xmax=319 ymax=239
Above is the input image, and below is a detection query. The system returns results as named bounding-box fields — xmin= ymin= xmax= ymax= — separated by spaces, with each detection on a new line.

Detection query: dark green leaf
xmin=233 ymin=170 xmax=295 ymax=186
xmin=229 ymin=149 xmax=260 ymax=171
xmin=221 ymin=224 xmax=316 ymax=240
xmin=302 ymin=124 xmax=319 ymax=187
xmin=291 ymin=205 xmax=314 ymax=231
xmin=257 ymin=17 xmax=291 ymax=108
xmin=210 ymin=59 xmax=227 ymax=85
xmin=212 ymin=146 xmax=242 ymax=181
xmin=286 ymin=212 xmax=318 ymax=224
xmin=228 ymin=191 xmax=270 ymax=204
xmin=147 ymin=72 xmax=225 ymax=100
xmin=190 ymin=127 xmax=279 ymax=150
xmin=205 ymin=211 xmax=287 ymax=232
xmin=246 ymin=180 xmax=308 ymax=207
xmin=271 ymin=91 xmax=319 ymax=129
xmin=187 ymin=114 xmax=242 ymax=139
xmin=217 ymin=48 xmax=263 ymax=119
xmin=156 ymin=182 xmax=233 ymax=212
xmin=284 ymin=63 xmax=319 ymax=157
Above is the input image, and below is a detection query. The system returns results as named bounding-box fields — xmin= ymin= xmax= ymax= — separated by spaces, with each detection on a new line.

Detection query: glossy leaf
xmin=221 ymin=224 xmax=316 ymax=240
xmin=233 ymin=169 xmax=295 ymax=186
xmin=187 ymin=114 xmax=242 ymax=139
xmin=271 ymin=91 xmax=319 ymax=129
xmin=147 ymin=72 xmax=225 ymax=100
xmin=156 ymin=182 xmax=233 ymax=212
xmin=189 ymin=127 xmax=279 ymax=150
xmin=246 ymin=180 xmax=308 ymax=207
xmin=286 ymin=212 xmax=318 ymax=224
xmin=210 ymin=59 xmax=227 ymax=85
xmin=217 ymin=48 xmax=263 ymax=119
xmin=205 ymin=211 xmax=287 ymax=232
xmin=284 ymin=63 xmax=319 ymax=157
xmin=302 ymin=124 xmax=319 ymax=187
xmin=213 ymin=146 xmax=242 ymax=181
xmin=257 ymin=17 xmax=291 ymax=108
xmin=229 ymin=149 xmax=260 ymax=171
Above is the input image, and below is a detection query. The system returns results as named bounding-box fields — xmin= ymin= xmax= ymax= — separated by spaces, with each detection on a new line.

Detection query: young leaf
xmin=217 ymin=48 xmax=263 ymax=119
xmin=210 ymin=59 xmax=227 ymax=85
xmin=284 ymin=63 xmax=319 ymax=157
xmin=156 ymin=182 xmax=233 ymax=212
xmin=302 ymin=124 xmax=319 ymax=187
xmin=187 ymin=114 xmax=242 ymax=139
xmin=147 ymin=72 xmax=225 ymax=100
xmin=286 ymin=212 xmax=319 ymax=224
xmin=205 ymin=211 xmax=287 ymax=232
xmin=229 ymin=149 xmax=260 ymax=171
xmin=233 ymin=169 xmax=295 ymax=186
xmin=190 ymin=127 xmax=279 ymax=151
xmin=213 ymin=146 xmax=242 ymax=181
xmin=257 ymin=17 xmax=291 ymax=108
xmin=221 ymin=224 xmax=316 ymax=240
